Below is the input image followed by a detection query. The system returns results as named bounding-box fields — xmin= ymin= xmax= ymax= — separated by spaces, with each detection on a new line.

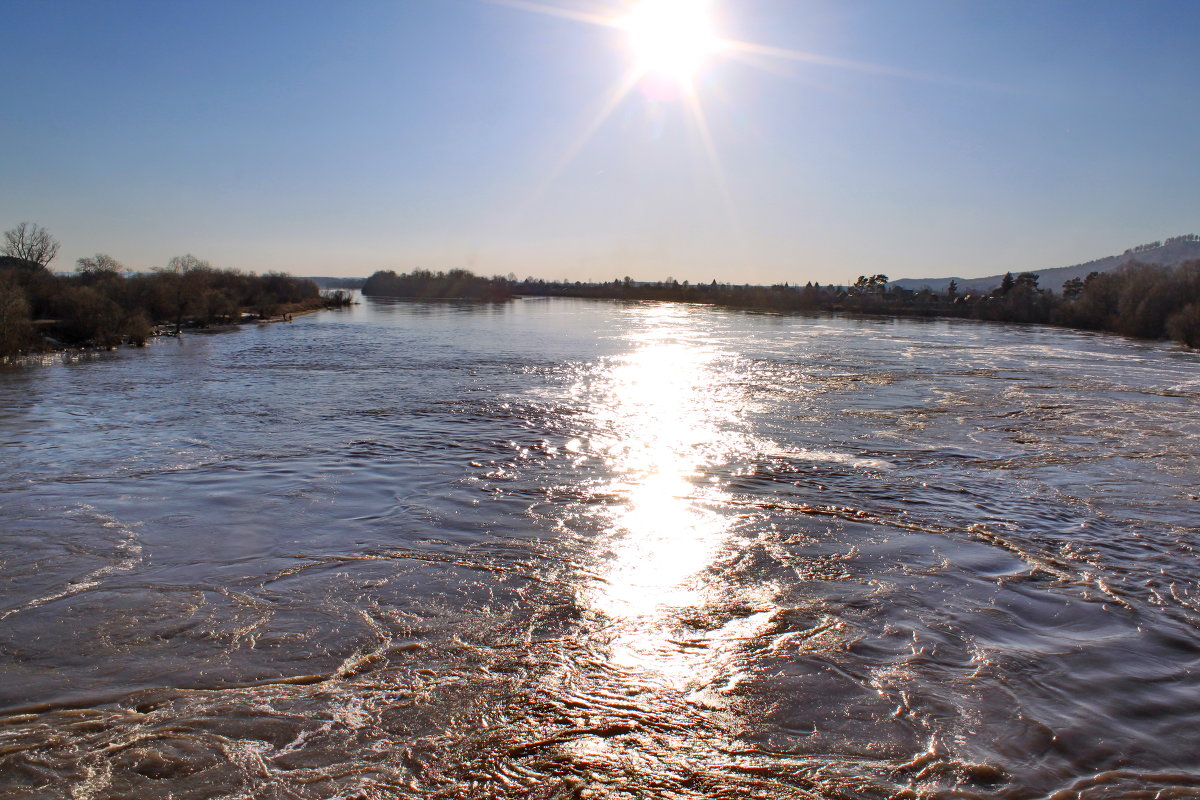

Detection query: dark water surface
xmin=1 ymin=298 xmax=1198 ymax=799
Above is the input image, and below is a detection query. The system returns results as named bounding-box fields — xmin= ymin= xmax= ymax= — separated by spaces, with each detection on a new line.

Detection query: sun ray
xmin=501 ymin=65 xmax=646 ymax=228
xmin=548 ymin=66 xmax=647 ymax=177
xmin=483 ymin=0 xmax=621 ymax=30
xmin=719 ymin=37 xmax=993 ymax=89
xmin=682 ymin=84 xmax=743 ymax=241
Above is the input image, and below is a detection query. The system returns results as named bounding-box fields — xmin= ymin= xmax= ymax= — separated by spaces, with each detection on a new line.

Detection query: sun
xmin=621 ymin=0 xmax=724 ymax=83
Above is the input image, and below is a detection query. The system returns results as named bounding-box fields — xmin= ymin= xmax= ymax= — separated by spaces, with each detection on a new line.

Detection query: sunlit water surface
xmin=1 ymin=298 xmax=1198 ymax=799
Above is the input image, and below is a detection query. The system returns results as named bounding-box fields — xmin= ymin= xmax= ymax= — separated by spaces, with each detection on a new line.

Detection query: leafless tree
xmin=161 ymin=254 xmax=212 ymax=274
xmin=2 ymin=222 xmax=60 ymax=268
xmin=75 ymin=253 xmax=125 ymax=275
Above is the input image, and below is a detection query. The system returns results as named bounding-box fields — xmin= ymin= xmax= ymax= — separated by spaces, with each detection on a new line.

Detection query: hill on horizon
xmin=892 ymin=234 xmax=1200 ymax=294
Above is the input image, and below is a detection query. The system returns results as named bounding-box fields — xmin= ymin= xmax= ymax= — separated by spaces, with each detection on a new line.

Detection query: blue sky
xmin=3 ymin=0 xmax=1198 ymax=283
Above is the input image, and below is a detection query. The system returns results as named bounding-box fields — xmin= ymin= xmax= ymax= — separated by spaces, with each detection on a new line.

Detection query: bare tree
xmin=2 ymin=222 xmax=60 ymax=268
xmin=162 ymin=254 xmax=212 ymax=274
xmin=75 ymin=253 xmax=125 ymax=275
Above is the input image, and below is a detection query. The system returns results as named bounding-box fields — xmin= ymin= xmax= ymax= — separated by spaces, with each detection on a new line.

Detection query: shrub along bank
xmin=0 ymin=254 xmax=349 ymax=357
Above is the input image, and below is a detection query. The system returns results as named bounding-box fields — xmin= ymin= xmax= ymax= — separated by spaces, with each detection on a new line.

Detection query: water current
xmin=1 ymin=297 xmax=1198 ymax=799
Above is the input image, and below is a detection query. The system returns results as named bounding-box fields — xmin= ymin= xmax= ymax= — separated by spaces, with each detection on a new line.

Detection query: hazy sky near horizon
xmin=3 ymin=0 xmax=1198 ymax=284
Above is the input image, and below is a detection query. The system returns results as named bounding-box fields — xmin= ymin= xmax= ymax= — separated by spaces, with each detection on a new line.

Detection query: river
xmin=1 ymin=297 xmax=1198 ymax=799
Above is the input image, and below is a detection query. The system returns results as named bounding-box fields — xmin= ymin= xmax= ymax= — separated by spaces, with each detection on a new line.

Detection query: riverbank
xmin=361 ymin=264 xmax=1200 ymax=349
xmin=509 ymin=260 xmax=1200 ymax=348
xmin=0 ymin=258 xmax=352 ymax=357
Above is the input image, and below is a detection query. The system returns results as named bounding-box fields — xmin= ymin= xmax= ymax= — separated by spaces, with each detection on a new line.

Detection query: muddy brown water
xmin=1 ymin=297 xmax=1198 ymax=799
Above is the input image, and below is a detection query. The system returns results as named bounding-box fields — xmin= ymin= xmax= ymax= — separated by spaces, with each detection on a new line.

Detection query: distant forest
xmin=364 ymin=262 xmax=1200 ymax=349
xmin=5 ymin=216 xmax=1197 ymax=358
xmin=0 ymin=223 xmax=351 ymax=358
xmin=362 ymin=269 xmax=513 ymax=301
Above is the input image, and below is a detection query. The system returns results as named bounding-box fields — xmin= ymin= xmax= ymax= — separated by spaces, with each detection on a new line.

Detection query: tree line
xmin=362 ymin=268 xmax=513 ymax=301
xmin=833 ymin=263 xmax=1200 ymax=346
xmin=366 ymin=262 xmax=1200 ymax=349
xmin=1123 ymin=234 xmax=1199 ymax=255
xmin=1 ymin=223 xmax=350 ymax=358
xmin=9 ymin=220 xmax=1196 ymax=357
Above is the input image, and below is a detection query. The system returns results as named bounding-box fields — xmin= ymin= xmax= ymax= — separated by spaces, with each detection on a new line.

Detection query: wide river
xmin=1 ymin=297 xmax=1198 ymax=799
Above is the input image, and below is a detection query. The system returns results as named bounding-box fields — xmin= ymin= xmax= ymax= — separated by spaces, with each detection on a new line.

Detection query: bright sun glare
xmin=621 ymin=0 xmax=723 ymax=82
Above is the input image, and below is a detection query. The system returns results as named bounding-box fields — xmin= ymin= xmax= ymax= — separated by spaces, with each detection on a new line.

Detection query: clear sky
xmin=3 ymin=0 xmax=1198 ymax=284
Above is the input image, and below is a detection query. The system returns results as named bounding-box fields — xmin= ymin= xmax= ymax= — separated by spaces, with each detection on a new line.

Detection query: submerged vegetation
xmin=0 ymin=224 xmax=351 ymax=358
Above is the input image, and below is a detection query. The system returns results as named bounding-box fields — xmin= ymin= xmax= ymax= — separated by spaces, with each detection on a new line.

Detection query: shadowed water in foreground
xmin=1 ymin=298 xmax=1198 ymax=798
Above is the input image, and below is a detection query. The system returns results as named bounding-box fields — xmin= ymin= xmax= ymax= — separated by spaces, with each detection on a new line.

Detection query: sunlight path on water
xmin=575 ymin=304 xmax=770 ymax=692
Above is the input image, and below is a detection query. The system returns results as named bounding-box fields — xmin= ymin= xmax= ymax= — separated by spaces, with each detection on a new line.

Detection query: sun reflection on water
xmin=577 ymin=305 xmax=765 ymax=689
